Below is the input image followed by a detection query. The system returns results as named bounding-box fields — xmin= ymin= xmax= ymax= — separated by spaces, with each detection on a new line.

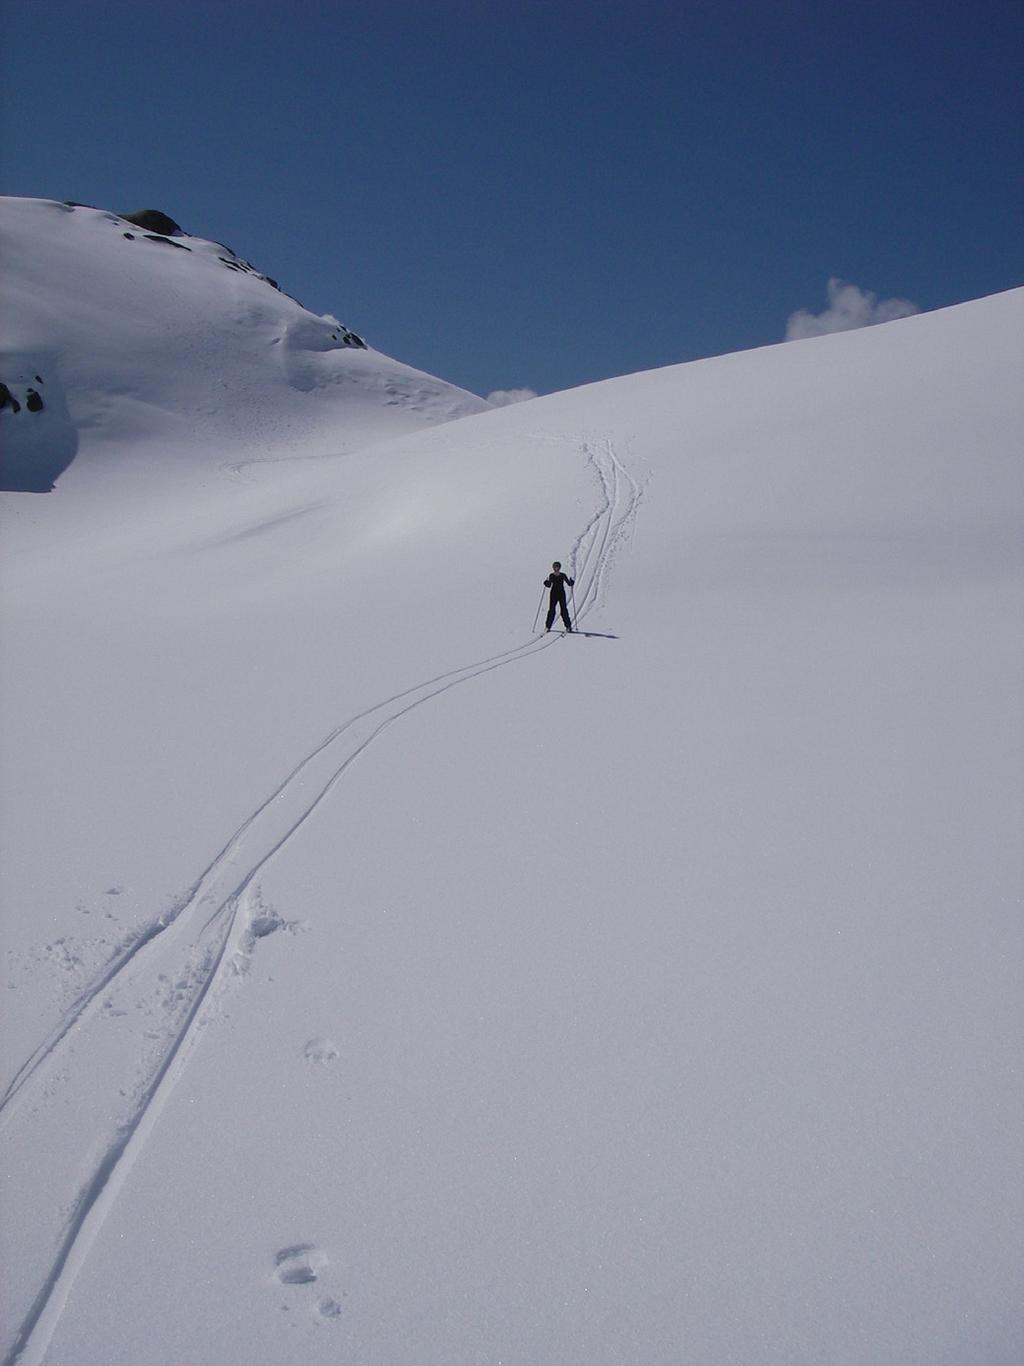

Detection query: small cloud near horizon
xmin=786 ymin=279 xmax=920 ymax=341
xmin=486 ymin=388 xmax=538 ymax=406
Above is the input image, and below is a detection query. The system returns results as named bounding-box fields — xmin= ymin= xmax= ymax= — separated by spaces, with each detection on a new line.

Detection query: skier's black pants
xmin=546 ymin=592 xmax=572 ymax=631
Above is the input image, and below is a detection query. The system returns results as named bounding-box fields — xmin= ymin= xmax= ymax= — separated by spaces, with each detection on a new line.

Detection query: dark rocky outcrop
xmin=1 ymin=381 xmax=46 ymax=414
xmin=122 ymin=209 xmax=185 ymax=236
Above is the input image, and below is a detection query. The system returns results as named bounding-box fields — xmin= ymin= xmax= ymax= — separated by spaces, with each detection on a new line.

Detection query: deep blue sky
xmin=2 ymin=0 xmax=1021 ymax=397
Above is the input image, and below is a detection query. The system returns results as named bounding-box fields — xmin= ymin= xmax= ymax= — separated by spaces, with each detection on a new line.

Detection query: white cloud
xmin=786 ymin=278 xmax=920 ymax=341
xmin=486 ymin=387 xmax=538 ymax=407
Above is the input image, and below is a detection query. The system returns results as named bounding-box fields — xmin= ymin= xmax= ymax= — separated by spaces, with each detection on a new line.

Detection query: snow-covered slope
xmin=1 ymin=273 xmax=1021 ymax=1366
xmin=0 ymin=196 xmax=488 ymax=493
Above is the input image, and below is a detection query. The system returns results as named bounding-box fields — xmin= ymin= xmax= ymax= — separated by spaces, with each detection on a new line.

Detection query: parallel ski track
xmin=1 ymin=438 xmax=641 ymax=1366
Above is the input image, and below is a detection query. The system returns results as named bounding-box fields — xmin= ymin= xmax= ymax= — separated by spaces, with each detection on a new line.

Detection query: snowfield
xmin=1 ymin=197 xmax=1022 ymax=1365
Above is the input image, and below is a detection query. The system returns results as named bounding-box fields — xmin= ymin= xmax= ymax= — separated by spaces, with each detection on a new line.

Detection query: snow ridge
xmin=0 ymin=196 xmax=489 ymax=492
xmin=0 ymin=439 xmax=641 ymax=1366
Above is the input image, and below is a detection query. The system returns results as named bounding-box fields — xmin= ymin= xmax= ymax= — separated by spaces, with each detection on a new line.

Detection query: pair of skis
xmin=541 ymin=628 xmax=619 ymax=640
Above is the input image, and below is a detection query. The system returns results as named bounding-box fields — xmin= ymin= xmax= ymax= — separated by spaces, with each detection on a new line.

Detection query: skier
xmin=544 ymin=561 xmax=575 ymax=632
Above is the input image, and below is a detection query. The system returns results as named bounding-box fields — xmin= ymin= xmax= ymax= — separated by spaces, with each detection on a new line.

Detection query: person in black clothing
xmin=544 ymin=561 xmax=575 ymax=632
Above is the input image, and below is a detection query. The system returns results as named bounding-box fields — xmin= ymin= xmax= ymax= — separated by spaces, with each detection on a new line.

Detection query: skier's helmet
xmin=552 ymin=561 xmax=561 ymax=570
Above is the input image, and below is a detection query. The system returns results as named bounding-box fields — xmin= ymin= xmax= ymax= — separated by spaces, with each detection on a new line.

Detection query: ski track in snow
xmin=0 ymin=438 xmax=641 ymax=1366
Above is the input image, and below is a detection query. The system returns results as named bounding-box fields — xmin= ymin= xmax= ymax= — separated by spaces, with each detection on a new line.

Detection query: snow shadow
xmin=0 ymin=356 xmax=78 ymax=493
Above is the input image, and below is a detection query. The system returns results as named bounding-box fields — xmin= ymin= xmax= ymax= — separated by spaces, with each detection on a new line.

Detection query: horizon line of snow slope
xmin=0 ymin=287 xmax=1021 ymax=1365
xmin=0 ymin=195 xmax=489 ymax=491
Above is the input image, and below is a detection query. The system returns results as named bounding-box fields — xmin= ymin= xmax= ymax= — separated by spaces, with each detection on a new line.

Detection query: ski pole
xmin=532 ymin=587 xmax=546 ymax=633
xmin=570 ymin=580 xmax=579 ymax=631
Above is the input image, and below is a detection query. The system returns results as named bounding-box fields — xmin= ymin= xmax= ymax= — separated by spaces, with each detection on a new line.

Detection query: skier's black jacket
xmin=544 ymin=570 xmax=574 ymax=599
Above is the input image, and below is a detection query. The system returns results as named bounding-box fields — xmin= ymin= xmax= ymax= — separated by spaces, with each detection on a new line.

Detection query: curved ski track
xmin=0 ymin=438 xmax=641 ymax=1366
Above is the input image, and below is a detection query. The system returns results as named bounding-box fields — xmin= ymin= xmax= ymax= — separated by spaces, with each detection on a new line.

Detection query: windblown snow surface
xmin=1 ymin=197 xmax=1022 ymax=1365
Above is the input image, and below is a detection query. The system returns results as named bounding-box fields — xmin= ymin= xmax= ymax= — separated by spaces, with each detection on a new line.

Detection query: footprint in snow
xmin=274 ymin=1245 xmax=342 ymax=1321
xmin=275 ymin=1243 xmax=325 ymax=1285
xmin=248 ymin=911 xmax=284 ymax=940
xmin=303 ymin=1037 xmax=339 ymax=1065
xmin=241 ymin=888 xmax=306 ymax=953
xmin=229 ymin=893 xmax=297 ymax=975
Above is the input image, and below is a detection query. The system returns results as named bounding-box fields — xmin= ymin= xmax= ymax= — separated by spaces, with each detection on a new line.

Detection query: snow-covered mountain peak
xmin=0 ymin=196 xmax=489 ymax=492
